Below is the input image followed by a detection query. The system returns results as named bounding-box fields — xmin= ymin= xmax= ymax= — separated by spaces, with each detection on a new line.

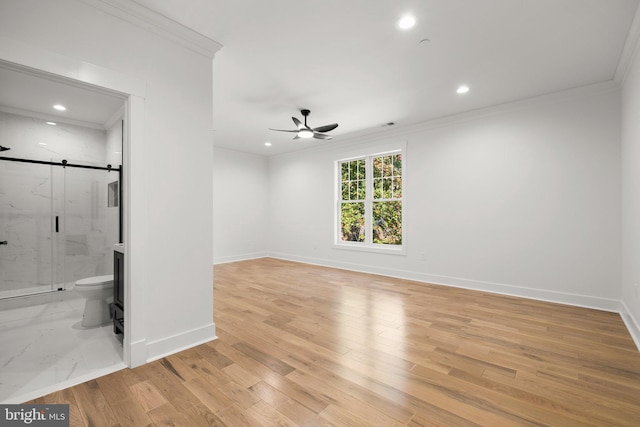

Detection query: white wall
xmin=213 ymin=147 xmax=268 ymax=263
xmin=105 ymin=115 xmax=123 ymax=170
xmin=622 ymin=45 xmax=640 ymax=343
xmin=0 ymin=0 xmax=218 ymax=364
xmin=0 ymin=111 xmax=107 ymax=163
xmin=268 ymin=88 xmax=622 ymax=310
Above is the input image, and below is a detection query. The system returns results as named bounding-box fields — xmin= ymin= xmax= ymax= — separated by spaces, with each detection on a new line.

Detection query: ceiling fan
xmin=270 ymin=109 xmax=338 ymax=140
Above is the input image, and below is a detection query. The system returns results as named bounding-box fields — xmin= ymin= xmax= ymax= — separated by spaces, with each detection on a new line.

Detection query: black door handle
xmin=0 ymin=241 xmax=7 ymax=245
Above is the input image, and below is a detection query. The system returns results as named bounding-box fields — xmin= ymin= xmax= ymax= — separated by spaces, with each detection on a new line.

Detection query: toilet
xmin=75 ymin=274 xmax=114 ymax=327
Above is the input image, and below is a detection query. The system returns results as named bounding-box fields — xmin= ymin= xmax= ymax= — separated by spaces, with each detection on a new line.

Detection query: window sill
xmin=333 ymin=242 xmax=406 ymax=256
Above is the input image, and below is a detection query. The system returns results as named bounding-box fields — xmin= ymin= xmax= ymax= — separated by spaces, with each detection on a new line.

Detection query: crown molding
xmin=269 ymin=80 xmax=621 ymax=161
xmin=368 ymin=80 xmax=620 ymax=141
xmin=78 ymin=0 xmax=222 ymax=59
xmin=615 ymin=2 xmax=640 ymax=85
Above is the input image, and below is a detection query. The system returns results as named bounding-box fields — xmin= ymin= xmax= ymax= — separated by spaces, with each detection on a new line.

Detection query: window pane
xmin=393 ymin=154 xmax=402 ymax=176
xmin=341 ymin=202 xmax=365 ymax=242
xmin=357 ymin=180 xmax=366 ymax=199
xmin=357 ymin=159 xmax=366 ymax=180
xmin=349 ymin=181 xmax=358 ymax=200
xmin=383 ymin=177 xmax=392 ymax=199
xmin=383 ymin=156 xmax=392 ymax=177
xmin=373 ymin=156 xmax=382 ymax=178
xmin=393 ymin=177 xmax=402 ymax=198
xmin=341 ymin=182 xmax=349 ymax=200
xmin=373 ymin=177 xmax=382 ymax=199
xmin=341 ymin=162 xmax=349 ymax=182
xmin=373 ymin=201 xmax=402 ymax=245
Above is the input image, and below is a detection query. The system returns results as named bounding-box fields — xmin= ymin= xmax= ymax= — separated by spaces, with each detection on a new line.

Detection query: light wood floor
xmin=29 ymin=258 xmax=640 ymax=426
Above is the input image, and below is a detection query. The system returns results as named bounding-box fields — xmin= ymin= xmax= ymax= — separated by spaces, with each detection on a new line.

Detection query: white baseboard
xmin=145 ymin=322 xmax=217 ymax=363
xmin=620 ymin=302 xmax=640 ymax=351
xmin=268 ymin=252 xmax=623 ymax=313
xmin=213 ymin=252 xmax=268 ymax=265
xmin=127 ymin=338 xmax=147 ymax=368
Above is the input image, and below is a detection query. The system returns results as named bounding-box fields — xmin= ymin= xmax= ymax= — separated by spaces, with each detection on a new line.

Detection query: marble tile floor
xmin=0 ymin=296 xmax=125 ymax=404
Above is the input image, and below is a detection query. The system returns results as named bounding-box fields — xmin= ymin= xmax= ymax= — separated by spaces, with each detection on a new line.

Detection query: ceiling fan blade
xmin=292 ymin=117 xmax=305 ymax=130
xmin=313 ymin=123 xmax=338 ymax=133
xmin=269 ymin=128 xmax=298 ymax=133
xmin=313 ymin=133 xmax=332 ymax=140
xmin=293 ymin=134 xmax=300 ymax=140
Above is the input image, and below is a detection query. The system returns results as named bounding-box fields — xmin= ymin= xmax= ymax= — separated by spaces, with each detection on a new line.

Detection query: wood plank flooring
xmin=28 ymin=258 xmax=640 ymax=426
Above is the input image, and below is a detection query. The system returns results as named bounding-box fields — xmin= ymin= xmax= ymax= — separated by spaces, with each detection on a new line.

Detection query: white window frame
xmin=334 ymin=143 xmax=406 ymax=255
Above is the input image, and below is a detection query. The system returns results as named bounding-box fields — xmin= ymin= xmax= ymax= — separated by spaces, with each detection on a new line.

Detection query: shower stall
xmin=0 ymin=154 xmax=122 ymax=300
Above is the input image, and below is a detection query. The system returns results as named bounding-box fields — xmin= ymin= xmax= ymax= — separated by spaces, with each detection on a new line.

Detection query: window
xmin=336 ymin=150 xmax=404 ymax=253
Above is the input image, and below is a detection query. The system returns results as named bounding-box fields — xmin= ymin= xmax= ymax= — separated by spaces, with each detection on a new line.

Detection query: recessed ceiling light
xmin=38 ymin=142 xmax=47 ymax=146
xmin=53 ymin=104 xmax=66 ymax=111
xmin=115 ymin=151 xmax=122 ymax=154
xmin=398 ymin=15 xmax=416 ymax=30
xmin=456 ymin=85 xmax=470 ymax=94
xmin=264 ymin=142 xmax=272 ymax=147
xmin=46 ymin=121 xmax=57 ymax=126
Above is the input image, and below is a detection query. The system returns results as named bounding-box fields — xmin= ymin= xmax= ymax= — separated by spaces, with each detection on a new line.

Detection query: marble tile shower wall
xmin=0 ymin=112 xmax=121 ymax=296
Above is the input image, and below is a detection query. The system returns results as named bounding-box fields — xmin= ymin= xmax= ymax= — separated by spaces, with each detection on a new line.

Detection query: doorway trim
xmin=0 ymin=36 xmax=146 ymax=367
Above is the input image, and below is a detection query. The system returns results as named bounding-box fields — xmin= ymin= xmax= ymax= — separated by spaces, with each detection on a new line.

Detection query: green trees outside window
xmin=372 ymin=154 xmax=402 ymax=245
xmin=339 ymin=152 xmax=403 ymax=247
xmin=340 ymin=159 xmax=366 ymax=242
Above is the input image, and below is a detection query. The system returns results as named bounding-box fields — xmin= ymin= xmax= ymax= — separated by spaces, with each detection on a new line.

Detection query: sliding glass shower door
xmin=0 ymin=158 xmax=120 ymax=299
xmin=0 ymin=161 xmax=56 ymax=298
xmin=61 ymin=164 xmax=118 ymax=286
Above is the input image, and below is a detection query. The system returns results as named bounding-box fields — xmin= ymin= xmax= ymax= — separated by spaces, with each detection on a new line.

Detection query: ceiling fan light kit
xmin=298 ymin=129 xmax=314 ymax=138
xmin=270 ymin=109 xmax=338 ymax=141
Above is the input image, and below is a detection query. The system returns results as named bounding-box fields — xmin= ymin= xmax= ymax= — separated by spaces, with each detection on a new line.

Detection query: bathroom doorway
xmin=0 ymin=37 xmax=149 ymax=392
xmin=0 ymin=60 xmax=131 ymax=403
xmin=0 ymin=63 xmax=125 ymax=301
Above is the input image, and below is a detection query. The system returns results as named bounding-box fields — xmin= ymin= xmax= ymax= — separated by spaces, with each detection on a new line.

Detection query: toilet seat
xmin=75 ymin=274 xmax=114 ymax=289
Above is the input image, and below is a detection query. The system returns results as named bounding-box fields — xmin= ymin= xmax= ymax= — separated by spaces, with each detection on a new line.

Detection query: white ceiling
xmin=1 ymin=1 xmax=638 ymax=154
xmin=132 ymin=0 xmax=638 ymax=156
xmin=0 ymin=63 xmax=125 ymax=128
